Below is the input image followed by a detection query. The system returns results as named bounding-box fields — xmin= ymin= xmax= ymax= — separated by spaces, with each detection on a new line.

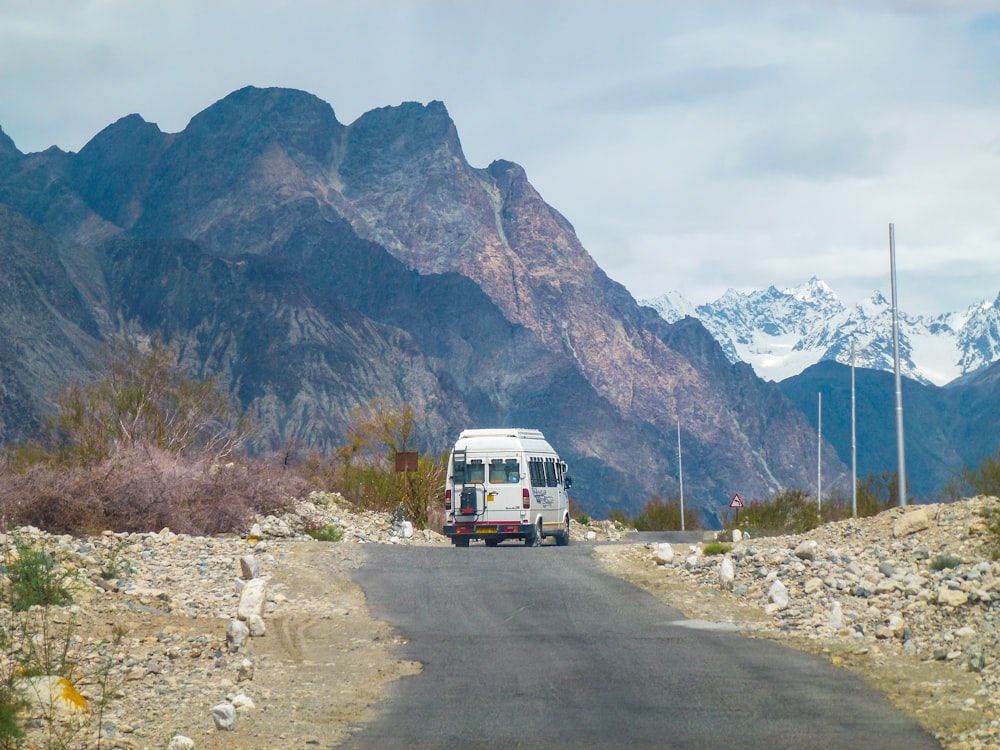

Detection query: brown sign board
xmin=395 ymin=451 xmax=419 ymax=472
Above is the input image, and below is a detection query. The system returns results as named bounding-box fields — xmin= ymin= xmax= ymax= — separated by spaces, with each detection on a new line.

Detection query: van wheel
xmin=525 ymin=522 xmax=542 ymax=547
xmin=454 ymin=538 xmax=470 ymax=548
xmin=556 ymin=517 xmax=570 ymax=546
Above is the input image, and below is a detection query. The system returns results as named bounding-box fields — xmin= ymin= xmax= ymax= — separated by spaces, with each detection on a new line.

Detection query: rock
xmin=210 ymin=702 xmax=237 ymax=731
xmin=239 ymin=555 xmax=260 ymax=580
xmin=828 ymin=600 xmax=844 ymax=629
xmin=732 ymin=529 xmax=743 ymax=543
xmin=937 ymin=588 xmax=969 ymax=607
xmin=804 ymin=577 xmax=824 ymax=595
xmin=767 ymin=579 xmax=789 ymax=611
xmin=719 ymin=556 xmax=735 ymax=591
xmin=17 ymin=676 xmax=89 ymax=718
xmin=230 ymin=693 xmax=256 ymax=711
xmin=893 ymin=508 xmax=930 ymax=538
xmin=794 ymin=540 xmax=818 ymax=561
xmin=167 ymin=736 xmax=195 ymax=750
xmin=237 ymin=658 xmax=255 ymax=682
xmin=655 ymin=543 xmax=674 ymax=564
xmin=247 ymin=614 xmax=267 ymax=637
xmin=685 ymin=554 xmax=700 ymax=570
xmin=226 ymin=620 xmax=250 ymax=652
xmin=237 ymin=577 xmax=267 ymax=621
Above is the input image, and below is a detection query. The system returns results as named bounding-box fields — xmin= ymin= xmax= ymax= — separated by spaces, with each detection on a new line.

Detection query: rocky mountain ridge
xmin=0 ymin=86 xmax=841 ymax=523
xmin=644 ymin=277 xmax=1000 ymax=386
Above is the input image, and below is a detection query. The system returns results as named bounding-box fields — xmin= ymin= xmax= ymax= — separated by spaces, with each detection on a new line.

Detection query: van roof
xmin=457 ymin=428 xmax=545 ymax=441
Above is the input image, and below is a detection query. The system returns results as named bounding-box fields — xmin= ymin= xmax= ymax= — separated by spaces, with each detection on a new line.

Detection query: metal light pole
xmin=677 ymin=417 xmax=685 ymax=532
xmin=889 ymin=223 xmax=908 ymax=506
xmin=851 ymin=339 xmax=858 ymax=518
xmin=817 ymin=391 xmax=822 ymax=513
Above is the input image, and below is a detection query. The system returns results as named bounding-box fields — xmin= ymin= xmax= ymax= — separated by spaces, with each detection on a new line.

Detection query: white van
xmin=442 ymin=428 xmax=572 ymax=547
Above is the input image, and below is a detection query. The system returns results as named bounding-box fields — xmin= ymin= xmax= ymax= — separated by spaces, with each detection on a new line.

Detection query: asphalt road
xmin=344 ymin=543 xmax=941 ymax=750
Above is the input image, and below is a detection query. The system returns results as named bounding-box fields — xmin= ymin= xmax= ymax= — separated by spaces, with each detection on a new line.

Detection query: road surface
xmin=344 ymin=543 xmax=940 ymax=750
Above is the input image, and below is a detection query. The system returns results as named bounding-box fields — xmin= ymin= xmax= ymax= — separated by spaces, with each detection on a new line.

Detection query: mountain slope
xmin=779 ymin=358 xmax=1000 ymax=500
xmin=0 ymin=87 xmax=888 ymax=525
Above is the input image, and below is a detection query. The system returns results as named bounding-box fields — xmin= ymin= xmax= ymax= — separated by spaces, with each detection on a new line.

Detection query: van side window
xmin=529 ymin=458 xmax=546 ymax=488
xmin=489 ymin=459 xmax=520 ymax=484
xmin=544 ymin=458 xmax=558 ymax=487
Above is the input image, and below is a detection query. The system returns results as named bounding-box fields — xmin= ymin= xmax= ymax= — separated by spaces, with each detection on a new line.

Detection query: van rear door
xmin=481 ymin=457 xmax=523 ymax=525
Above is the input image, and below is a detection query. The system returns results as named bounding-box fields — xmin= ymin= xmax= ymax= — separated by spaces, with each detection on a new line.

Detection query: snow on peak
xmin=644 ymin=279 xmax=1000 ymax=386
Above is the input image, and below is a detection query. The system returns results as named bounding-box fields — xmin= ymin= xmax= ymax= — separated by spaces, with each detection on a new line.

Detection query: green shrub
xmin=307 ymin=400 xmax=445 ymax=530
xmin=306 ymin=524 xmax=343 ymax=542
xmin=702 ymin=542 xmax=732 ymax=556
xmin=929 ymin=554 xmax=962 ymax=571
xmin=728 ymin=489 xmax=820 ymax=537
xmin=574 ymin=513 xmax=591 ymax=525
xmin=5 ymin=538 xmax=73 ymax=612
xmin=632 ymin=495 xmax=701 ymax=531
xmin=949 ymin=449 xmax=1000 ymax=500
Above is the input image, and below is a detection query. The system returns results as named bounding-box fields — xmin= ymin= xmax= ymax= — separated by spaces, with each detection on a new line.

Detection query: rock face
xmin=0 ymin=86 xmax=844 ymax=520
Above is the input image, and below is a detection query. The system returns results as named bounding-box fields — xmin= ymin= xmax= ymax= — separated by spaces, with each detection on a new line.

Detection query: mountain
xmin=778 ymin=357 xmax=1000 ymax=501
xmin=0 ymin=86 xmax=843 ymax=526
xmin=644 ymin=278 xmax=1000 ymax=386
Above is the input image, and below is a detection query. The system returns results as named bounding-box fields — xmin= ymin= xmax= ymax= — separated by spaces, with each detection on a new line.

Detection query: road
xmin=344 ymin=543 xmax=941 ymax=750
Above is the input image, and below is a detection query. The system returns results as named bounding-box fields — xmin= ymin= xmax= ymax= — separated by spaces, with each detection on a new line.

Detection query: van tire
xmin=525 ymin=521 xmax=542 ymax=547
xmin=555 ymin=517 xmax=570 ymax=546
xmin=454 ymin=538 xmax=470 ymax=548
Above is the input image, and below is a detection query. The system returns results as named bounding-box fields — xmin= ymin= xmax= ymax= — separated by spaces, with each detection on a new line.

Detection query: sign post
xmin=729 ymin=493 xmax=743 ymax=525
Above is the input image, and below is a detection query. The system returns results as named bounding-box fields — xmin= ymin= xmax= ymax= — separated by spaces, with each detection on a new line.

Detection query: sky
xmin=1 ymin=0 xmax=999 ymax=317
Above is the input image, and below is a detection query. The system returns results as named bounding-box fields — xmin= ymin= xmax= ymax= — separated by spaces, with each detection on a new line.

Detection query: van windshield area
xmin=489 ymin=459 xmax=520 ymax=484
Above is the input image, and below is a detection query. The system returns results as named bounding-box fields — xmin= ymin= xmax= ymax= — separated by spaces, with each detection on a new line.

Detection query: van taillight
xmin=445 ymin=489 xmax=452 ymax=510
xmin=522 ymin=489 xmax=530 ymax=509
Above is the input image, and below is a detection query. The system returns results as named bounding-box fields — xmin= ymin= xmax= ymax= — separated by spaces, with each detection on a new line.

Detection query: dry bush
xmin=0 ymin=447 xmax=304 ymax=536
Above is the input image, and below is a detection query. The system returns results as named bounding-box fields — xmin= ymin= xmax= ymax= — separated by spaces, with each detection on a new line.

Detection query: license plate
xmin=476 ymin=526 xmax=497 ymax=534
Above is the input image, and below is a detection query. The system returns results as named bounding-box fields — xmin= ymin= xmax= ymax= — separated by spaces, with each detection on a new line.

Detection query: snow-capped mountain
xmin=644 ymin=277 xmax=1000 ymax=386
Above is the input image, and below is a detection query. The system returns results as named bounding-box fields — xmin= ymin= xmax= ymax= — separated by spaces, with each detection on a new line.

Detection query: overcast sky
xmin=2 ymin=1 xmax=999 ymax=316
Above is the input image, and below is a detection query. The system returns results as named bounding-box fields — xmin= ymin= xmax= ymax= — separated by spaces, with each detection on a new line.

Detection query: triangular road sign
xmin=730 ymin=493 xmax=744 ymax=509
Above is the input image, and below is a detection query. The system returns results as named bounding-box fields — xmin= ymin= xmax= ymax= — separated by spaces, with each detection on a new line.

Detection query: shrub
xmin=0 ymin=536 xmax=127 ymax=748
xmin=854 ymin=472 xmax=905 ymax=517
xmin=729 ymin=489 xmax=820 ymax=537
xmin=950 ymin=449 xmax=1000 ymax=500
xmin=702 ymin=542 xmax=732 ymax=556
xmin=575 ymin=513 xmax=591 ymax=525
xmin=307 ymin=400 xmax=446 ymax=530
xmin=49 ymin=333 xmax=254 ymax=465
xmin=4 ymin=537 xmax=73 ymax=612
xmin=0 ymin=448 xmax=301 ymax=536
xmin=929 ymin=554 xmax=962 ymax=571
xmin=632 ymin=495 xmax=702 ymax=531
xmin=306 ymin=523 xmax=343 ymax=542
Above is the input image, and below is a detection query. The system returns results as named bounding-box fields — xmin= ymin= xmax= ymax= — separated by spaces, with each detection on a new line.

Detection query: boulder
xmin=893 ymin=508 xmax=930 ymax=538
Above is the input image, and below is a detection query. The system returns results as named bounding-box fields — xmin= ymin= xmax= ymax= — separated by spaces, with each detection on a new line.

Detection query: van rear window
xmin=489 ymin=459 xmax=520 ymax=484
xmin=454 ymin=459 xmax=484 ymax=484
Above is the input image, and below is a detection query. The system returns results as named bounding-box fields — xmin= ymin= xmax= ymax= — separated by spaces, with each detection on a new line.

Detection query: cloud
xmin=729 ymin=126 xmax=906 ymax=181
